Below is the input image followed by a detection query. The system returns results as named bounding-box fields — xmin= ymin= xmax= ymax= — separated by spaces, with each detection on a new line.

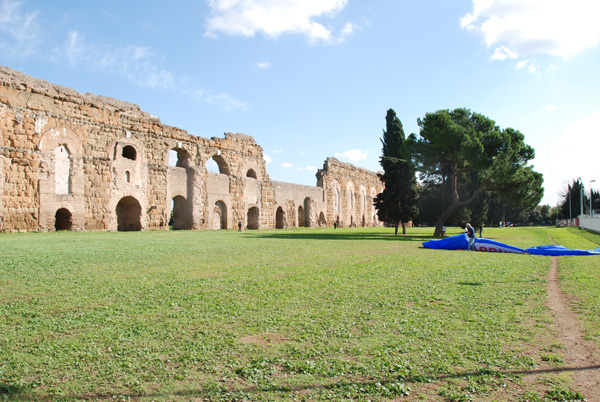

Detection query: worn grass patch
xmin=0 ymin=226 xmax=595 ymax=401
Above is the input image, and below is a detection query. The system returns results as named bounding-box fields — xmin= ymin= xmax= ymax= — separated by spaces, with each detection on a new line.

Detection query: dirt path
xmin=547 ymin=256 xmax=600 ymax=401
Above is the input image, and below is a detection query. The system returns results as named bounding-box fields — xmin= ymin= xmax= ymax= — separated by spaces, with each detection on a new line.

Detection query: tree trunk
xmin=394 ymin=222 xmax=399 ymax=236
xmin=402 ymin=222 xmax=407 ymax=235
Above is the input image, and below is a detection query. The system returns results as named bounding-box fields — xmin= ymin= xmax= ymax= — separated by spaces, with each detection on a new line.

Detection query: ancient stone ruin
xmin=0 ymin=66 xmax=383 ymax=232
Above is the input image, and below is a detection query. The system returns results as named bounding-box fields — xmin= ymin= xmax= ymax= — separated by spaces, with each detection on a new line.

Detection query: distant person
xmin=442 ymin=226 xmax=446 ymax=238
xmin=238 ymin=221 xmax=242 ymax=232
xmin=479 ymin=225 xmax=483 ymax=238
xmin=465 ymin=223 xmax=476 ymax=251
xmin=333 ymin=222 xmax=337 ymax=229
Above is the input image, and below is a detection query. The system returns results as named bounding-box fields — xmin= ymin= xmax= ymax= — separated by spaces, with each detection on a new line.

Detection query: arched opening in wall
xmin=336 ymin=215 xmax=340 ymax=226
xmin=122 ymin=145 xmax=137 ymax=161
xmin=303 ymin=197 xmax=311 ymax=227
xmin=247 ymin=207 xmax=259 ymax=230
xmin=169 ymin=148 xmax=191 ymax=168
xmin=125 ymin=171 xmax=131 ymax=183
xmin=362 ymin=215 xmax=366 ymax=227
xmin=116 ymin=196 xmax=142 ymax=232
xmin=54 ymin=208 xmax=72 ymax=231
xmin=207 ymin=155 xmax=230 ymax=175
xmin=275 ymin=207 xmax=285 ymax=229
xmin=54 ymin=145 xmax=71 ymax=195
xmin=318 ymin=212 xmax=326 ymax=227
xmin=246 ymin=169 xmax=257 ymax=179
xmin=298 ymin=206 xmax=305 ymax=227
xmin=170 ymin=195 xmax=188 ymax=230
xmin=214 ymin=200 xmax=227 ymax=229
xmin=350 ymin=216 xmax=354 ymax=228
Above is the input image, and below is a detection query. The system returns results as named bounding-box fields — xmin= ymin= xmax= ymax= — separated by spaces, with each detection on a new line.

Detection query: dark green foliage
xmin=559 ymin=178 xmax=599 ymax=218
xmin=413 ymin=108 xmax=543 ymax=236
xmin=374 ymin=109 xmax=418 ymax=235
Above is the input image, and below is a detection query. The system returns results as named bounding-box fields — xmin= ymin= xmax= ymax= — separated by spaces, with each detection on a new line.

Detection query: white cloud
xmin=0 ymin=0 xmax=41 ymax=56
xmin=281 ymin=162 xmax=293 ymax=168
xmin=298 ymin=165 xmax=318 ymax=172
xmin=490 ymin=45 xmax=517 ymax=60
xmin=334 ymin=149 xmax=368 ymax=162
xmin=545 ymin=104 xmax=557 ymax=111
xmin=205 ymin=0 xmax=351 ymax=44
xmin=263 ymin=154 xmax=272 ymax=163
xmin=204 ymin=92 xmax=249 ymax=111
xmin=539 ymin=110 xmax=600 ymax=204
xmin=255 ymin=61 xmax=271 ymax=69
xmin=273 ymin=149 xmax=283 ymax=153
xmin=461 ymin=0 xmax=600 ymax=59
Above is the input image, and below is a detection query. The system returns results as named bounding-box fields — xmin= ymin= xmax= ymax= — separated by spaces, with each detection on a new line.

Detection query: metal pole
xmin=580 ymin=187 xmax=584 ymax=228
xmin=591 ymin=180 xmax=596 ymax=217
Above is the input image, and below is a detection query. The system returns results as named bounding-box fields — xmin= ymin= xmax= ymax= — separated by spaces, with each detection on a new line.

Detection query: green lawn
xmin=1 ymin=226 xmax=598 ymax=401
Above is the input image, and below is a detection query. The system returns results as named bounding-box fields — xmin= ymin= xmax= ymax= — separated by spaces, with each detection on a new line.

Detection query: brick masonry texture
xmin=0 ymin=66 xmax=383 ymax=232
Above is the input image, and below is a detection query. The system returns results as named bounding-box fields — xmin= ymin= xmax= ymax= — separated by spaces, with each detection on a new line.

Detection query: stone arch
xmin=318 ymin=211 xmax=326 ymax=227
xmin=298 ymin=205 xmax=305 ymax=227
xmin=53 ymin=145 xmax=71 ymax=195
xmin=54 ymin=208 xmax=72 ymax=231
xmin=169 ymin=148 xmax=191 ymax=168
xmin=246 ymin=169 xmax=257 ymax=179
xmin=276 ymin=207 xmax=286 ymax=229
xmin=359 ymin=185 xmax=367 ymax=217
xmin=116 ymin=196 xmax=142 ymax=231
xmin=214 ymin=200 xmax=227 ymax=229
xmin=247 ymin=207 xmax=259 ymax=229
xmin=170 ymin=195 xmax=190 ymax=230
xmin=303 ymin=197 xmax=312 ymax=227
xmin=122 ymin=145 xmax=137 ymax=161
xmin=346 ymin=181 xmax=355 ymax=226
xmin=207 ymin=154 xmax=230 ymax=175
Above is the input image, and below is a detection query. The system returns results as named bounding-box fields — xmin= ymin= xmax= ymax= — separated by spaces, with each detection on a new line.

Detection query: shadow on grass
xmin=242 ymin=229 xmax=433 ymax=242
xmin=17 ymin=365 xmax=600 ymax=401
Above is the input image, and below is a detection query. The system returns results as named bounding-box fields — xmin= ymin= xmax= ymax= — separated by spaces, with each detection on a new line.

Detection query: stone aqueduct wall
xmin=0 ymin=66 xmax=383 ymax=232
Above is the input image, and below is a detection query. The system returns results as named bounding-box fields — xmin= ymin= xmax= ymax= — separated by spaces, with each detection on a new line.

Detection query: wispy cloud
xmin=263 ymin=154 xmax=272 ymax=163
xmin=0 ymin=1 xmax=247 ymax=111
xmin=545 ymin=104 xmax=557 ymax=111
xmin=205 ymin=0 xmax=353 ymax=44
xmin=281 ymin=162 xmax=293 ymax=168
xmin=461 ymin=0 xmax=600 ymax=65
xmin=255 ymin=61 xmax=271 ymax=69
xmin=273 ymin=149 xmax=283 ymax=153
xmin=334 ymin=149 xmax=368 ymax=162
xmin=298 ymin=165 xmax=318 ymax=172
xmin=0 ymin=0 xmax=41 ymax=56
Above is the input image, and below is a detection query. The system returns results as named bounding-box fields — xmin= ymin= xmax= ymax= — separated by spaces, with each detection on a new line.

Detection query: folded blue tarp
xmin=422 ymin=234 xmax=600 ymax=256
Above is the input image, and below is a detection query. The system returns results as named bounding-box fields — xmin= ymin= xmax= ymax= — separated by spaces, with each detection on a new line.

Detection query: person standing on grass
xmin=465 ymin=223 xmax=476 ymax=251
xmin=238 ymin=221 xmax=242 ymax=232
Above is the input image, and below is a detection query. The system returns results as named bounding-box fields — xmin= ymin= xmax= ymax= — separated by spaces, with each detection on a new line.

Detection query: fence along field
xmin=1 ymin=226 xmax=598 ymax=401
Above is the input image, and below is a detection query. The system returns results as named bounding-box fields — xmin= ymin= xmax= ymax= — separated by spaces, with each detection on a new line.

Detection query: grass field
xmin=1 ymin=226 xmax=599 ymax=401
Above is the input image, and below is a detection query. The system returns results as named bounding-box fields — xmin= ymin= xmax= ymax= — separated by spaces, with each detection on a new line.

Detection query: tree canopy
xmin=374 ymin=109 xmax=418 ymax=235
xmin=412 ymin=108 xmax=543 ymax=236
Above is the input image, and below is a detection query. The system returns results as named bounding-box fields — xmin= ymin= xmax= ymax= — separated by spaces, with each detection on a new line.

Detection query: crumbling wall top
xmin=0 ymin=66 xmax=155 ymax=120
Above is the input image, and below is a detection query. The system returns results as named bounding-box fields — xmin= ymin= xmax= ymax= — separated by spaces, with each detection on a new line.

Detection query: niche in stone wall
xmin=247 ymin=207 xmax=259 ymax=229
xmin=53 ymin=145 xmax=71 ymax=195
xmin=122 ymin=145 xmax=137 ymax=161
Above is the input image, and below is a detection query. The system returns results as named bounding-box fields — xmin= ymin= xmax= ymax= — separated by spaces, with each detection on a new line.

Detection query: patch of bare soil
xmin=547 ymin=256 xmax=600 ymax=401
xmin=239 ymin=333 xmax=289 ymax=346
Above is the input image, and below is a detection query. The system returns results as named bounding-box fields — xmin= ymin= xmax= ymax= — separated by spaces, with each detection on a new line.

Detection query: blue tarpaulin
xmin=422 ymin=234 xmax=600 ymax=256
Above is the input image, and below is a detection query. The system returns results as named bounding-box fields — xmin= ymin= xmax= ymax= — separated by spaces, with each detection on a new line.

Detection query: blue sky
xmin=1 ymin=0 xmax=599 ymax=206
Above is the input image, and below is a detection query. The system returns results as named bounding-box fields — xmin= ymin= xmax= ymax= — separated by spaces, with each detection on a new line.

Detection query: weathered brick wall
xmin=0 ymin=66 xmax=383 ymax=232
